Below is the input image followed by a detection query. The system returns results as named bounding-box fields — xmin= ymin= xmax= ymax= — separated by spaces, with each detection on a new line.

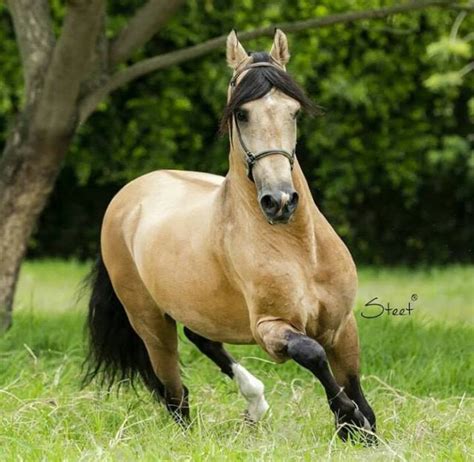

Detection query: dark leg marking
xmin=344 ymin=375 xmax=376 ymax=431
xmin=146 ymin=376 xmax=189 ymax=425
xmin=285 ymin=332 xmax=372 ymax=442
xmin=184 ymin=327 xmax=269 ymax=422
xmin=164 ymin=385 xmax=190 ymax=426
xmin=184 ymin=327 xmax=235 ymax=377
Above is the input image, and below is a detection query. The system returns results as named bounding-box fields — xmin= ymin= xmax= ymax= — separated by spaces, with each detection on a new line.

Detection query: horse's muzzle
xmin=258 ymin=188 xmax=299 ymax=224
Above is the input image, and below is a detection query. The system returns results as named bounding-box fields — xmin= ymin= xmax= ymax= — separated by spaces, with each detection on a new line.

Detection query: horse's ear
xmin=270 ymin=28 xmax=290 ymax=69
xmin=226 ymin=30 xmax=248 ymax=69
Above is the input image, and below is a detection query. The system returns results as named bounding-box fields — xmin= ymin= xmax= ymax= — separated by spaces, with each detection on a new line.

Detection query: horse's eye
xmin=293 ymin=110 xmax=301 ymax=120
xmin=235 ymin=109 xmax=248 ymax=122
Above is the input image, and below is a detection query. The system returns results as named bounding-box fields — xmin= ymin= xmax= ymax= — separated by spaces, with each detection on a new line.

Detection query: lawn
xmin=0 ymin=260 xmax=473 ymax=461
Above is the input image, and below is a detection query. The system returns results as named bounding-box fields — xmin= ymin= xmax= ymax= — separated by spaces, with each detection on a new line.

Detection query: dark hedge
xmin=1 ymin=1 xmax=472 ymax=264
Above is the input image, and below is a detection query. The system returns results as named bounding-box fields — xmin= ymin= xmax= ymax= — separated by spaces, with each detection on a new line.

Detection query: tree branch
xmin=6 ymin=0 xmax=55 ymax=104
xmin=451 ymin=3 xmax=474 ymax=12
xmin=110 ymin=0 xmax=185 ymax=66
xmin=32 ymin=0 xmax=106 ymax=138
xmin=79 ymin=0 xmax=460 ymax=124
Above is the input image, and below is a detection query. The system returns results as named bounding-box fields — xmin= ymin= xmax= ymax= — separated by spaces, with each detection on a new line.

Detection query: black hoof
xmin=336 ymin=406 xmax=377 ymax=446
xmin=243 ymin=410 xmax=260 ymax=427
xmin=165 ymin=386 xmax=190 ymax=428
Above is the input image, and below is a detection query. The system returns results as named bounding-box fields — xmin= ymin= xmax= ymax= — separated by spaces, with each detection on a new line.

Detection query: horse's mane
xmin=220 ymin=52 xmax=321 ymax=133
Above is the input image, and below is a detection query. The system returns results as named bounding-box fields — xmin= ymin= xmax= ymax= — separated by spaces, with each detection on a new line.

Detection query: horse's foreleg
xmin=257 ymin=320 xmax=372 ymax=442
xmin=327 ymin=314 xmax=376 ymax=437
xmin=184 ymin=328 xmax=269 ymax=422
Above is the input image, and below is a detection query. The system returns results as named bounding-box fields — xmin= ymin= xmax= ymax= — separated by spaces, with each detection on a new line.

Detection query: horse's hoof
xmin=336 ymin=408 xmax=377 ymax=446
xmin=243 ymin=410 xmax=258 ymax=426
xmin=244 ymin=394 xmax=269 ymax=423
xmin=243 ymin=400 xmax=269 ymax=426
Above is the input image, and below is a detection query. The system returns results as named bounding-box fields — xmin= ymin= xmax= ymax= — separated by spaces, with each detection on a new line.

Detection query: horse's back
xmin=102 ymin=168 xmax=225 ymax=266
xmin=103 ymin=169 xmax=223 ymax=229
xmin=116 ymin=169 xmax=223 ymax=205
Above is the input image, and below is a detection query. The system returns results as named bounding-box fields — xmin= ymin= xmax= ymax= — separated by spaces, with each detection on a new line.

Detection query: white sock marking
xmin=231 ymin=363 xmax=269 ymax=422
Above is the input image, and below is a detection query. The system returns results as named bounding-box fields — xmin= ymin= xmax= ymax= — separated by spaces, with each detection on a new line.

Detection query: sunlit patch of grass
xmin=0 ymin=261 xmax=473 ymax=460
xmin=14 ymin=259 xmax=89 ymax=313
xmin=357 ymin=265 xmax=474 ymax=324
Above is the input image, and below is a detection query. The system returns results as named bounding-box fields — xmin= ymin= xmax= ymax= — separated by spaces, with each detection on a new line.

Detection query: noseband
xmin=229 ymin=62 xmax=296 ymax=182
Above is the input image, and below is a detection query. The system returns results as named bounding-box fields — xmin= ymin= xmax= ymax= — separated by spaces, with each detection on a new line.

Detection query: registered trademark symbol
xmin=411 ymin=294 xmax=418 ymax=301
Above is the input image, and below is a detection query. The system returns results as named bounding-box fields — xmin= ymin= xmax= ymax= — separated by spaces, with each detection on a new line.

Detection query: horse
xmin=85 ymin=29 xmax=376 ymax=443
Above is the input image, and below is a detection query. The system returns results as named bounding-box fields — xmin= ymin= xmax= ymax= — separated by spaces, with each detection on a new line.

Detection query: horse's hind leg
xmin=115 ymin=282 xmax=189 ymax=423
xmin=133 ymin=312 xmax=189 ymax=422
xmin=184 ymin=328 xmax=269 ymax=422
xmin=326 ymin=314 xmax=376 ymax=437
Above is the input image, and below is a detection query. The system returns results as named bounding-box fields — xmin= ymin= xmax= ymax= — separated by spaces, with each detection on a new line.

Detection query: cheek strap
xmin=228 ymin=61 xmax=296 ymax=182
xmin=233 ymin=115 xmax=295 ymax=181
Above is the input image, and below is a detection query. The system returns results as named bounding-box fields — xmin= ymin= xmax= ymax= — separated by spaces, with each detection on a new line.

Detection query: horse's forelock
xmin=219 ymin=52 xmax=320 ymax=134
xmin=249 ymin=51 xmax=272 ymax=63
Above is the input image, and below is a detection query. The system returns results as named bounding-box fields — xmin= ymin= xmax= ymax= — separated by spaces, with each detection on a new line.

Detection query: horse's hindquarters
xmin=102 ymin=170 xmax=255 ymax=345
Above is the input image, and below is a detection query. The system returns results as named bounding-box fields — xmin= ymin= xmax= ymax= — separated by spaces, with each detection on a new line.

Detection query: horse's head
xmin=222 ymin=29 xmax=316 ymax=225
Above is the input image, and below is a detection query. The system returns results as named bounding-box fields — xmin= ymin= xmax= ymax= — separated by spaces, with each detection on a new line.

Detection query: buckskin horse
xmin=85 ymin=29 xmax=376 ymax=443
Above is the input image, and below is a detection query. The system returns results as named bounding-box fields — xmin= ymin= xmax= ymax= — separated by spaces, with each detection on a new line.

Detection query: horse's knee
xmin=255 ymin=319 xmax=301 ymax=362
xmin=286 ymin=331 xmax=327 ymax=370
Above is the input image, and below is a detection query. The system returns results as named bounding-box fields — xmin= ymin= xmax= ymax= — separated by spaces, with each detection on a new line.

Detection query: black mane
xmin=220 ymin=52 xmax=320 ymax=133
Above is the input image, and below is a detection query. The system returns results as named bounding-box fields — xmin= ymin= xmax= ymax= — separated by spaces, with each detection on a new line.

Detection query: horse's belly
xmin=165 ymin=292 xmax=254 ymax=344
xmin=136 ymin=210 xmax=253 ymax=344
xmin=149 ymin=266 xmax=254 ymax=344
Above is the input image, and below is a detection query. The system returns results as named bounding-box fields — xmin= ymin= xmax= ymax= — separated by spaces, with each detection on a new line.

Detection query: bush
xmin=1 ymin=1 xmax=472 ymax=264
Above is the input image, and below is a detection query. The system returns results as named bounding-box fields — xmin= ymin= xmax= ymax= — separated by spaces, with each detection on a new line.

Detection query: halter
xmin=229 ymin=62 xmax=296 ymax=182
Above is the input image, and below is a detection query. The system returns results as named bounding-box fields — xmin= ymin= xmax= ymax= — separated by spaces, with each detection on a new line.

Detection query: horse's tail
xmin=83 ymin=255 xmax=164 ymax=397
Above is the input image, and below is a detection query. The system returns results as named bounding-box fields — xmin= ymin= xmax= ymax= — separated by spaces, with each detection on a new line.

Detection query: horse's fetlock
xmin=335 ymin=399 xmax=357 ymax=418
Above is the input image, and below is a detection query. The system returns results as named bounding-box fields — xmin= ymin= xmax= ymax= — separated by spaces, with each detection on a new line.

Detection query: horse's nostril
xmin=288 ymin=191 xmax=299 ymax=209
xmin=260 ymin=194 xmax=279 ymax=215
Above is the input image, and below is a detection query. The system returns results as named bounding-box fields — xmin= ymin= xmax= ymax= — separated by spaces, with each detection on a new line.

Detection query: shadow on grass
xmin=1 ymin=310 xmax=472 ymax=398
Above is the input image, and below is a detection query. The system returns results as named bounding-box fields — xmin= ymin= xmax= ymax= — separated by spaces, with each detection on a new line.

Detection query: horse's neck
xmin=221 ymin=151 xmax=317 ymax=256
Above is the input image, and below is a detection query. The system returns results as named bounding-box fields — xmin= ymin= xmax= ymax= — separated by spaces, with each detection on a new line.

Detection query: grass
xmin=1 ymin=260 xmax=473 ymax=461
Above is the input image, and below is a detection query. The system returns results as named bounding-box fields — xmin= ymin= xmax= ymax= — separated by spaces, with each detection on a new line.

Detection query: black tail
xmin=83 ymin=255 xmax=164 ymax=398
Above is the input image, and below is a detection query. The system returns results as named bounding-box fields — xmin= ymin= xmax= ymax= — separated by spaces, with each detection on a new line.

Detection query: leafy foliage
xmin=1 ymin=1 xmax=473 ymax=263
xmin=424 ymin=11 xmax=473 ymax=92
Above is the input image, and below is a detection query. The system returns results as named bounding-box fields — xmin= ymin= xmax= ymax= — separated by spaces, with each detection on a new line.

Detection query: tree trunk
xmin=0 ymin=112 xmax=74 ymax=332
xmin=1 ymin=0 xmax=105 ymax=332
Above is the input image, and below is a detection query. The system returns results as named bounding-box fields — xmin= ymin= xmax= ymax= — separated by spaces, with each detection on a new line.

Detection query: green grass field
xmin=1 ymin=261 xmax=473 ymax=461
